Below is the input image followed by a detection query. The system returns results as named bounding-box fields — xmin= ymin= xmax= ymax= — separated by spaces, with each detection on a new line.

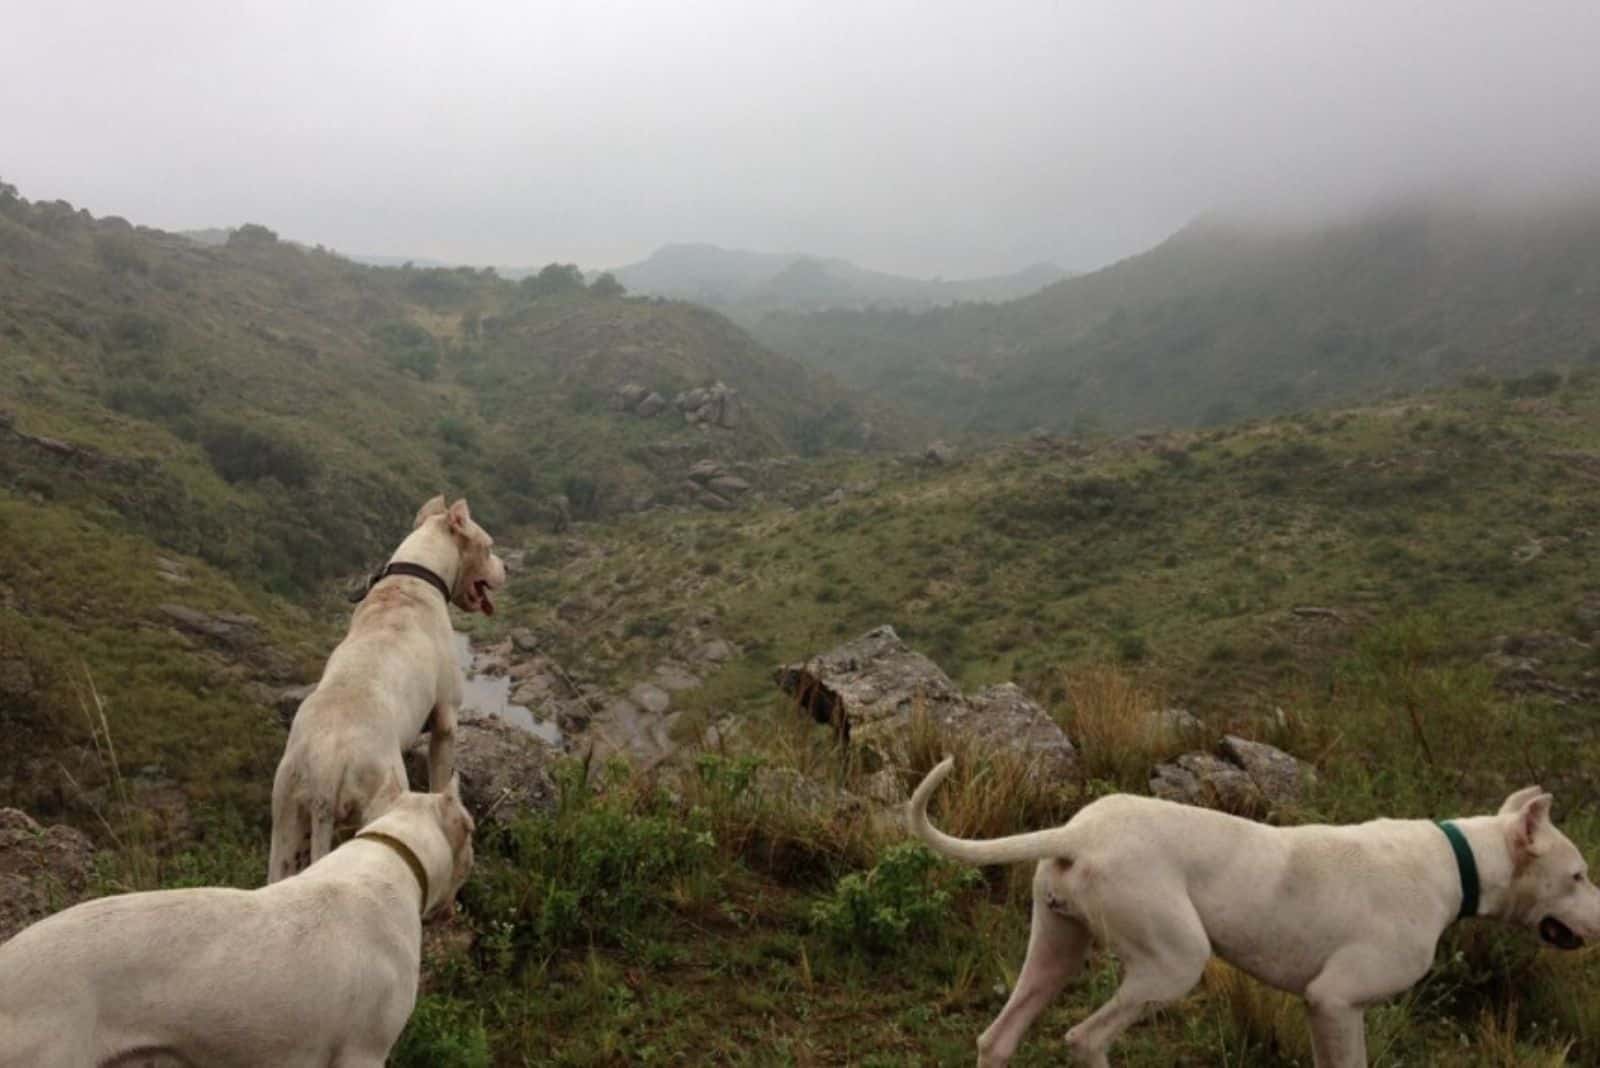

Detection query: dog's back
xmin=0 ymin=860 xmax=417 ymax=1067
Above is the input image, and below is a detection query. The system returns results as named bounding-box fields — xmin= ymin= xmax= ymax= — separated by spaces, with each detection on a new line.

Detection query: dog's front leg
xmin=1306 ymin=1001 xmax=1366 ymax=1068
xmin=428 ymin=701 xmax=458 ymax=792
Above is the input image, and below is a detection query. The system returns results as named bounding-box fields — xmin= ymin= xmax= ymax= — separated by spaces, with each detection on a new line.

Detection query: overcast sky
xmin=5 ymin=1 xmax=1599 ymax=277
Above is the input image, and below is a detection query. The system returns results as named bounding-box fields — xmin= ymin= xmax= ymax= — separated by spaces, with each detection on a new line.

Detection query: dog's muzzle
xmin=1539 ymin=916 xmax=1585 ymax=950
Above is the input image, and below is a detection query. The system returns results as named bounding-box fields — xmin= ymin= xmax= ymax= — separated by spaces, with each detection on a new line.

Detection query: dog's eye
xmin=1575 ymin=872 xmax=1586 ymax=883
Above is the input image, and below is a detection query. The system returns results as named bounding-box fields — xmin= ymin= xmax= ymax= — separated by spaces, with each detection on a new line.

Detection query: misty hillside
xmin=0 ymin=186 xmax=897 ymax=597
xmin=752 ymin=195 xmax=1600 ymax=433
xmin=610 ymin=242 xmax=1071 ymax=313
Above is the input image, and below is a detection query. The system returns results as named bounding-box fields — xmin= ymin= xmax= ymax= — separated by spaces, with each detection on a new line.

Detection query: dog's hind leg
xmin=308 ymin=801 xmax=337 ymax=865
xmin=427 ymin=700 xmax=458 ymax=792
xmin=267 ymin=796 xmax=305 ymax=884
xmin=1062 ymin=901 xmax=1210 ymax=1068
xmin=977 ymin=864 xmax=1091 ymax=1067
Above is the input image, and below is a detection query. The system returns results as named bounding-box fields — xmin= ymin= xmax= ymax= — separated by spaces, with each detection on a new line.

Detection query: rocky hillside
xmin=752 ymin=193 xmax=1600 ymax=434
xmin=610 ymin=242 xmax=1070 ymax=313
xmin=0 ymin=183 xmax=901 ymax=597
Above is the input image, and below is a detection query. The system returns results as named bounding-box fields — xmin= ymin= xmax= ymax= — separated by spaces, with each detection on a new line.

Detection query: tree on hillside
xmin=521 ymin=263 xmax=586 ymax=299
xmin=228 ymin=223 xmax=279 ymax=246
xmin=589 ymin=272 xmax=626 ymax=298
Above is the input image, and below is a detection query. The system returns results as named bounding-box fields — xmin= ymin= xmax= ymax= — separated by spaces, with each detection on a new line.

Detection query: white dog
xmin=0 ymin=789 xmax=475 ymax=1068
xmin=909 ymin=757 xmax=1600 ymax=1067
xmin=268 ymin=494 xmax=505 ymax=882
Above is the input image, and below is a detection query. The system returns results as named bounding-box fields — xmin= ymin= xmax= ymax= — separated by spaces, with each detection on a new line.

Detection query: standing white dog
xmin=0 ymin=789 xmax=475 ymax=1068
xmin=909 ymin=757 xmax=1600 ymax=1067
xmin=268 ymin=494 xmax=504 ymax=882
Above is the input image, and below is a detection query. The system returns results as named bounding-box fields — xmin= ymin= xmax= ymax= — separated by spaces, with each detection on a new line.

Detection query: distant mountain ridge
xmin=749 ymin=193 xmax=1600 ymax=434
xmin=609 ymin=242 xmax=1072 ymax=312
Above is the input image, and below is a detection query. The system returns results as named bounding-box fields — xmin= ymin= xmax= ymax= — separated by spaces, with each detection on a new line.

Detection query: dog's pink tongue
xmin=480 ymin=590 xmax=494 ymax=616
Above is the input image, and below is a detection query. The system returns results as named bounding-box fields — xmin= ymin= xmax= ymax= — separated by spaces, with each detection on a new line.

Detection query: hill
xmin=0 ymin=185 xmax=899 ymax=596
xmin=610 ymin=242 xmax=1071 ymax=312
xmin=751 ymin=193 xmax=1600 ymax=434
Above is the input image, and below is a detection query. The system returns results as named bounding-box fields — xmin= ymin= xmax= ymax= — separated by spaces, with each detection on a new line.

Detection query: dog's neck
xmin=353 ymin=830 xmax=431 ymax=915
xmin=387 ymin=522 xmax=463 ymax=600
xmin=1444 ymin=816 xmax=1516 ymax=919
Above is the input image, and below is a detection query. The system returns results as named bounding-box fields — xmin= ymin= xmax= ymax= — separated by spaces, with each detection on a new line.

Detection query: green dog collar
xmin=1436 ymin=820 xmax=1480 ymax=921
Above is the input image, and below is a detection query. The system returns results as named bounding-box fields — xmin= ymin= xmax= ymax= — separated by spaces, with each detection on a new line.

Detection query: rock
xmin=775 ymin=626 xmax=1073 ymax=776
xmin=275 ymin=683 xmax=317 ymax=729
xmin=1484 ymin=651 xmax=1542 ymax=683
xmin=635 ymin=391 xmax=666 ymax=418
xmin=0 ymin=808 xmax=97 ymax=943
xmin=924 ymin=441 xmax=957 ymax=465
xmin=154 ymin=556 xmax=191 ymax=585
xmin=612 ymin=383 xmax=649 ymax=411
xmin=676 ymin=387 xmax=710 ymax=413
xmin=1155 ymin=707 xmax=1203 ymax=735
xmin=1219 ymin=735 xmax=1313 ymax=807
xmin=557 ymin=595 xmax=599 ymax=622
xmin=707 ymin=475 xmax=751 ymax=497
xmin=404 ymin=718 xmax=556 ymax=825
xmin=159 ymin=603 xmax=259 ymax=649
xmin=820 ymin=488 xmax=846 ymax=507
xmin=652 ymin=662 xmax=702 ymax=692
xmin=628 ymin=682 xmax=672 ymax=715
xmin=694 ymin=488 xmax=734 ymax=512
xmin=1150 ymin=736 xmax=1311 ymax=816
xmin=688 ymin=459 xmax=724 ymax=483
xmin=957 ymin=684 xmax=1077 ymax=779
xmin=698 ymin=639 xmax=734 ymax=664
xmin=510 ymin=628 xmax=541 ymax=654
xmin=750 ymin=767 xmax=868 ymax=817
xmin=1150 ymin=753 xmax=1264 ymax=814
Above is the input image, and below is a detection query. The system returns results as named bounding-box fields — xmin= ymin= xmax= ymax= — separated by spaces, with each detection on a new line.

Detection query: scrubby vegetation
xmin=6 ymin=180 xmax=1600 ymax=1064
xmin=753 ymin=195 xmax=1600 ymax=435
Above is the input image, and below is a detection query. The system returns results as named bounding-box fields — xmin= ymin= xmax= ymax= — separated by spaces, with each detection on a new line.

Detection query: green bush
xmin=198 ymin=418 xmax=319 ymax=487
xmin=371 ymin=321 xmax=439 ymax=380
xmin=810 ymin=842 xmax=981 ymax=955
xmin=466 ymin=763 xmax=717 ymax=970
xmin=391 ymin=995 xmax=490 ymax=1068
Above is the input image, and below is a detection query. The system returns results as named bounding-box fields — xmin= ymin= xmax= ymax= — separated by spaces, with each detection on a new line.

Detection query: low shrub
xmin=810 ymin=841 xmax=981 ymax=955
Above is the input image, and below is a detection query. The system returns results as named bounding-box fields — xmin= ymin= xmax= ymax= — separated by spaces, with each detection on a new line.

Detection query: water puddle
xmin=453 ymin=632 xmax=562 ymax=747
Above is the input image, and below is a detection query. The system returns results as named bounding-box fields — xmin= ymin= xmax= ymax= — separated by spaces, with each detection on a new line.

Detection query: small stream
xmin=452 ymin=632 xmax=562 ymax=747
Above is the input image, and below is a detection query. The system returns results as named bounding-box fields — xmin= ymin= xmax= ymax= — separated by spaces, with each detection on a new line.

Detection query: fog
xmin=4 ymin=1 xmax=1598 ymax=277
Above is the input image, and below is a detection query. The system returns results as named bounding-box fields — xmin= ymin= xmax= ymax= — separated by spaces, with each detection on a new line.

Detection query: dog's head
xmin=1497 ymin=786 xmax=1600 ymax=951
xmin=359 ymin=785 xmax=476 ymax=919
xmin=414 ymin=495 xmax=507 ymax=616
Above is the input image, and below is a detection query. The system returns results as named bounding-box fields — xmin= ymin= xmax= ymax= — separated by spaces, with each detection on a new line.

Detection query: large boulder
xmin=1149 ymin=735 xmax=1312 ymax=816
xmin=0 ymin=808 xmax=96 ymax=943
xmin=635 ymin=391 xmax=666 ymax=418
xmin=404 ymin=717 xmax=556 ymax=825
xmin=775 ymin=625 xmax=1074 ymax=776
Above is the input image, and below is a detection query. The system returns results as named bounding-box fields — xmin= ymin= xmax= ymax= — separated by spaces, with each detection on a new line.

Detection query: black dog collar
xmin=349 ymin=561 xmax=451 ymax=605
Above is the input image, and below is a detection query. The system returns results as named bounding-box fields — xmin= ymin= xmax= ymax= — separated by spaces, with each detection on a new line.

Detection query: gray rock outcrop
xmin=404 ymin=717 xmax=556 ymax=825
xmin=775 ymin=625 xmax=1074 ymax=777
xmin=1149 ymin=734 xmax=1313 ymax=816
xmin=0 ymin=808 xmax=96 ymax=943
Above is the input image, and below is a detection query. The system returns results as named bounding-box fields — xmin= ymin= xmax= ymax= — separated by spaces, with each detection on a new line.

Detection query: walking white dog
xmin=0 ymin=789 xmax=475 ymax=1068
xmin=909 ymin=757 xmax=1600 ymax=1067
xmin=268 ymin=494 xmax=504 ymax=882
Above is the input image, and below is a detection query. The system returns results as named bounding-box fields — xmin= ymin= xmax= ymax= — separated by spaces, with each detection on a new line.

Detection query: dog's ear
xmin=1499 ymin=785 xmax=1546 ymax=816
xmin=414 ymin=494 xmax=448 ymax=529
xmin=447 ymin=498 xmax=473 ymax=535
xmin=1507 ymin=791 xmax=1555 ymax=866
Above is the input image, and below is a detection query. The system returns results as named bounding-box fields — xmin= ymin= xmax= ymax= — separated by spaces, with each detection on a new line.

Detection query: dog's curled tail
xmin=907 ymin=757 xmax=1069 ymax=867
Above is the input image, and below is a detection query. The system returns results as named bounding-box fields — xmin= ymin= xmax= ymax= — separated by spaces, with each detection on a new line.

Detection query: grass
xmin=8 ymin=362 xmax=1600 ymax=1063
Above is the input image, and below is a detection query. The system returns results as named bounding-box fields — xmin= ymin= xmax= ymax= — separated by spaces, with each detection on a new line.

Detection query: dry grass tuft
xmin=1060 ymin=664 xmax=1185 ymax=789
